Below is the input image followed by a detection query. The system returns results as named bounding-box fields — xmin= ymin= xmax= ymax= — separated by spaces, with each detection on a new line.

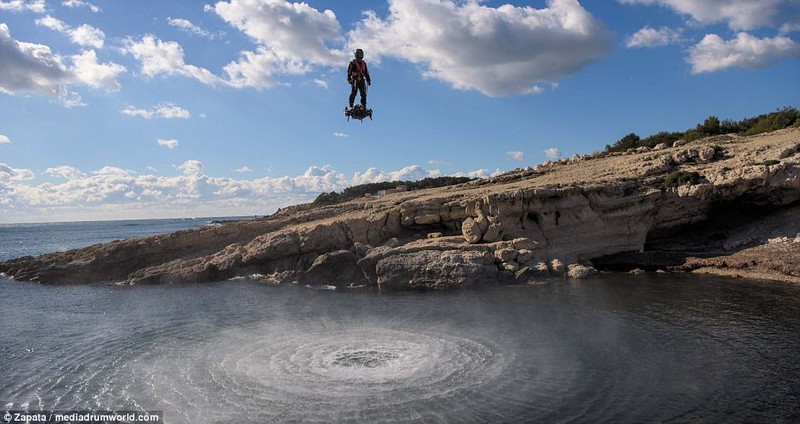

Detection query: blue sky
xmin=1 ymin=0 xmax=799 ymax=223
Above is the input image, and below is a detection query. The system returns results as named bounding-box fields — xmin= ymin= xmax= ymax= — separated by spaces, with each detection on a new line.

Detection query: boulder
xmin=550 ymin=259 xmax=566 ymax=274
xmin=494 ymin=248 xmax=517 ymax=263
xmin=698 ymin=145 xmax=718 ymax=162
xmin=483 ymin=222 xmax=503 ymax=243
xmin=462 ymin=217 xmax=482 ymax=244
xmin=532 ymin=261 xmax=550 ymax=274
xmin=566 ymin=264 xmax=598 ymax=279
xmin=501 ymin=261 xmax=519 ymax=273
xmin=375 ymin=250 xmax=493 ymax=290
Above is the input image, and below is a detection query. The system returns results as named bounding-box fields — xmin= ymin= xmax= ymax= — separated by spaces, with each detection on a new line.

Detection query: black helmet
xmin=355 ymin=49 xmax=364 ymax=59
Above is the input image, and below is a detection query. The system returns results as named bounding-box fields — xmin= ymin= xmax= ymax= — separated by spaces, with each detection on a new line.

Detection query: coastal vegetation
xmin=605 ymin=107 xmax=800 ymax=153
xmin=312 ymin=176 xmax=473 ymax=207
xmin=311 ymin=107 xmax=799 ymax=208
xmin=664 ymin=171 xmax=701 ymax=188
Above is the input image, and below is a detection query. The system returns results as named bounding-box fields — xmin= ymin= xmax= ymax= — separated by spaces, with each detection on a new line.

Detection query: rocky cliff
xmin=2 ymin=127 xmax=800 ymax=287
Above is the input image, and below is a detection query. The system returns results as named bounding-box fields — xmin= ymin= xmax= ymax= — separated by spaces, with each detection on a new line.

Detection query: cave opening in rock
xmin=594 ymin=198 xmax=800 ymax=272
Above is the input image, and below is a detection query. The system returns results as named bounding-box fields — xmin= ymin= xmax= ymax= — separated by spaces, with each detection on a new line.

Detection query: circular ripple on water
xmin=137 ymin=324 xmax=512 ymax=422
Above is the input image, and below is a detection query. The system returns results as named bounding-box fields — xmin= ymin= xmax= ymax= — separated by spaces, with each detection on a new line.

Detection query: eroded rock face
xmin=2 ymin=128 xmax=799 ymax=288
xmin=300 ymin=250 xmax=367 ymax=287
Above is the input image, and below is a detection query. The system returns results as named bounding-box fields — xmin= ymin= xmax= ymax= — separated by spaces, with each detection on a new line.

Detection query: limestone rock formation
xmin=2 ymin=127 xmax=799 ymax=288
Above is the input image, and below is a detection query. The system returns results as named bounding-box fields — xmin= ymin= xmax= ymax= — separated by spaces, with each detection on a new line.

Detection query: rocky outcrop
xmin=2 ymin=128 xmax=799 ymax=288
xmin=681 ymin=234 xmax=800 ymax=283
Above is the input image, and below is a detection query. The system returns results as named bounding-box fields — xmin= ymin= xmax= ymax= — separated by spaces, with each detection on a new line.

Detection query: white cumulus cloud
xmin=70 ymin=24 xmax=105 ymax=48
xmin=210 ymin=0 xmax=345 ymax=89
xmin=207 ymin=0 xmax=347 ymax=89
xmin=177 ymin=160 xmax=204 ymax=175
xmin=451 ymin=168 xmax=502 ymax=179
xmin=121 ymin=103 xmax=191 ymax=119
xmin=545 ymin=148 xmax=563 ymax=160
xmin=44 ymin=165 xmax=86 ymax=180
xmin=626 ymin=26 xmax=684 ymax=48
xmin=36 ymin=15 xmax=105 ymax=48
xmin=0 ymin=23 xmax=71 ymax=96
xmin=617 ymin=0 xmax=797 ymax=31
xmin=780 ymin=22 xmax=800 ymax=35
xmin=507 ymin=151 xmax=525 ymax=161
xmin=167 ymin=17 xmax=220 ymax=40
xmin=0 ymin=161 xmax=498 ymax=221
xmin=348 ymin=0 xmax=613 ymax=96
xmin=62 ymin=0 xmax=100 ymax=13
xmin=351 ymin=165 xmax=442 ymax=186
xmin=688 ymin=32 xmax=800 ymax=73
xmin=70 ymin=49 xmax=126 ymax=91
xmin=0 ymin=135 xmax=10 ymax=144
xmin=157 ymin=139 xmax=179 ymax=149
xmin=0 ymin=0 xmax=45 ymax=13
xmin=0 ymin=24 xmax=124 ymax=98
xmin=124 ymin=35 xmax=223 ymax=86
xmin=0 ymin=163 xmax=35 ymax=183
xmin=212 ymin=0 xmax=344 ymax=65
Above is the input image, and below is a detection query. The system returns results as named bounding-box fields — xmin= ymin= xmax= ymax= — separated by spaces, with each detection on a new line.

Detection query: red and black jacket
xmin=347 ymin=59 xmax=371 ymax=85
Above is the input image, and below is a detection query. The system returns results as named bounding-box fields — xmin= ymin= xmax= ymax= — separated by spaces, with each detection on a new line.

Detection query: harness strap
xmin=351 ymin=60 xmax=366 ymax=80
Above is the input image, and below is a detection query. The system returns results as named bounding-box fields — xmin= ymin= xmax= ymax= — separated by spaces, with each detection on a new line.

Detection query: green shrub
xmin=683 ymin=128 xmax=705 ymax=142
xmin=664 ymin=171 xmax=701 ymax=188
xmin=742 ymin=107 xmax=800 ymax=136
xmin=605 ymin=107 xmax=800 ymax=153
xmin=606 ymin=133 xmax=641 ymax=152
xmin=311 ymin=176 xmax=473 ymax=207
xmin=643 ymin=131 xmax=683 ymax=147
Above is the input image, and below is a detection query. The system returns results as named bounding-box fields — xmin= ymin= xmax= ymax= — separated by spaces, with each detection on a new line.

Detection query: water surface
xmin=2 ymin=275 xmax=798 ymax=423
xmin=1 ymin=219 xmax=798 ymax=422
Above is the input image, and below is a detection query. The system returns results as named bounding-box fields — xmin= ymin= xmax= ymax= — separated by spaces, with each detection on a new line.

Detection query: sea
xmin=1 ymin=218 xmax=799 ymax=423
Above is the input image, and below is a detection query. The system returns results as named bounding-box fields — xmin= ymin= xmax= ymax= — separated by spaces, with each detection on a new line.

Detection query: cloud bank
xmin=0 ymin=161 xmax=492 ymax=222
xmin=113 ymin=0 xmax=616 ymax=95
xmin=2 ymin=0 xmax=797 ymax=101
xmin=0 ymin=0 xmax=46 ymax=13
xmin=617 ymin=0 xmax=796 ymax=31
xmin=348 ymin=0 xmax=613 ymax=96
xmin=0 ymin=23 xmax=124 ymax=97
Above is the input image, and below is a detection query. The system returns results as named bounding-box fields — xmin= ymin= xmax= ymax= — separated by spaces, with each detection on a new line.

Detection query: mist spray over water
xmin=2 ymin=277 xmax=799 ymax=423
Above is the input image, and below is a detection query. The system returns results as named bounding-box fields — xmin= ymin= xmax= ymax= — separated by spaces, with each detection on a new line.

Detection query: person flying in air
xmin=347 ymin=48 xmax=371 ymax=110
